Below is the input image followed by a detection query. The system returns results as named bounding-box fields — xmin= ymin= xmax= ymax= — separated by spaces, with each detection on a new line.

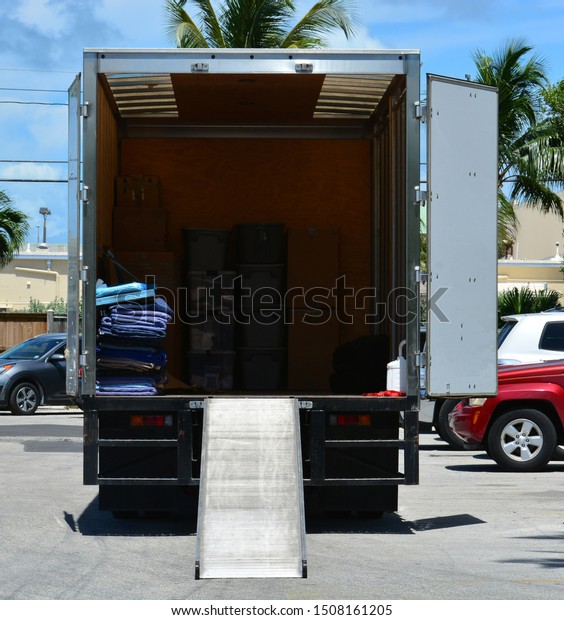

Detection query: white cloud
xmin=325 ymin=24 xmax=387 ymax=50
xmin=93 ymin=0 xmax=169 ymax=46
xmin=1 ymin=163 xmax=62 ymax=181
xmin=13 ymin=0 xmax=70 ymax=38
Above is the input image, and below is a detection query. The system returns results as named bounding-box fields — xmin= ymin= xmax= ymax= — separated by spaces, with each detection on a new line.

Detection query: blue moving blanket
xmin=96 ymin=375 xmax=159 ymax=396
xmin=96 ymin=282 xmax=147 ymax=298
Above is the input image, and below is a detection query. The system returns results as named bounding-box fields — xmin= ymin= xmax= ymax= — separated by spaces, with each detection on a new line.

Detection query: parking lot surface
xmin=0 ymin=410 xmax=562 ymax=601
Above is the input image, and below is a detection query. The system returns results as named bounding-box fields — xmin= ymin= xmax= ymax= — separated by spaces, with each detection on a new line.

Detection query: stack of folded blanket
xmin=95 ymin=283 xmax=173 ymax=396
xmin=99 ymin=297 xmax=173 ymax=340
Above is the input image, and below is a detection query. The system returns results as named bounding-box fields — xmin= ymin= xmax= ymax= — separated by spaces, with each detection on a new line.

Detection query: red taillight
xmin=130 ymin=414 xmax=173 ymax=427
xmin=329 ymin=414 xmax=371 ymax=427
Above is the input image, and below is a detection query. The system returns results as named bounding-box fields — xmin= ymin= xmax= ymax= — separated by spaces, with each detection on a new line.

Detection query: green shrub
xmin=497 ymin=286 xmax=561 ymax=325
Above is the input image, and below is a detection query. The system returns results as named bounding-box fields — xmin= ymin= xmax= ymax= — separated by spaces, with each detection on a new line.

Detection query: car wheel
xmin=9 ymin=382 xmax=40 ymax=415
xmin=487 ymin=409 xmax=557 ymax=472
xmin=436 ymin=399 xmax=466 ymax=449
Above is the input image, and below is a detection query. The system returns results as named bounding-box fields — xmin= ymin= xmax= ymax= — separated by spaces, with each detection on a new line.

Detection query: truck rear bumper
xmin=81 ymin=395 xmax=419 ymax=513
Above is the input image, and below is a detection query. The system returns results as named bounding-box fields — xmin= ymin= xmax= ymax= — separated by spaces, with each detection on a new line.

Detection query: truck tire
xmin=487 ymin=409 xmax=557 ymax=472
xmin=436 ymin=399 xmax=466 ymax=449
xmin=9 ymin=382 xmax=40 ymax=415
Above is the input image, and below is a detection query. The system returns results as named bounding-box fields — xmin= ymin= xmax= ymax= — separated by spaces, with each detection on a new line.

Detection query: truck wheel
xmin=9 ymin=382 xmax=40 ymax=415
xmin=436 ymin=399 xmax=466 ymax=449
xmin=487 ymin=409 xmax=557 ymax=472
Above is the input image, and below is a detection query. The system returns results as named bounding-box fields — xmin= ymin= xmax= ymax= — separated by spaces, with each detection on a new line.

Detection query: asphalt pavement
xmin=0 ymin=410 xmax=562 ymax=601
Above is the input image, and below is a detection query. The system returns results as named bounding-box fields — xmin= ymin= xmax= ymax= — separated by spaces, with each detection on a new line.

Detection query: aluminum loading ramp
xmin=195 ymin=398 xmax=307 ymax=579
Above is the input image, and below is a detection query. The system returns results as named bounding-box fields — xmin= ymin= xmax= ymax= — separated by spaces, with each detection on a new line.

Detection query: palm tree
xmin=0 ymin=190 xmax=29 ymax=267
xmin=164 ymin=0 xmax=358 ymax=49
xmin=473 ymin=38 xmax=564 ymax=250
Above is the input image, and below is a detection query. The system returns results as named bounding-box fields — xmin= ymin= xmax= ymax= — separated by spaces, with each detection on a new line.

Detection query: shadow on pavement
xmin=66 ymin=498 xmax=486 ymax=538
xmin=67 ymin=497 xmax=198 ymax=537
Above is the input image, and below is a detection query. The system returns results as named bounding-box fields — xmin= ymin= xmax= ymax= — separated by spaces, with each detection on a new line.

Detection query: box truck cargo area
xmin=68 ymin=49 xmax=498 ymax=525
xmin=76 ymin=53 xmax=420 ymax=398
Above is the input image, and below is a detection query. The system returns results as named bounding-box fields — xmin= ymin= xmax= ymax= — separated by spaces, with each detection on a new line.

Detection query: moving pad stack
xmin=95 ymin=282 xmax=173 ymax=396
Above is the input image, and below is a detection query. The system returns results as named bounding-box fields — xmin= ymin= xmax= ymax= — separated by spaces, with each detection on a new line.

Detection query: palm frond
xmin=163 ymin=0 xmax=223 ymax=47
xmin=0 ymin=191 xmax=30 ymax=267
xmin=497 ymin=192 xmax=518 ymax=254
xmin=497 ymin=286 xmax=561 ymax=322
xmin=280 ymin=0 xmax=359 ymax=48
xmin=221 ymin=0 xmax=292 ymax=48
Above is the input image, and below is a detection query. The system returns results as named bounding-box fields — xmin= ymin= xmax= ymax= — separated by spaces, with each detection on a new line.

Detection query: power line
xmin=0 ymin=159 xmax=67 ymax=164
xmin=0 ymin=67 xmax=75 ymax=74
xmin=0 ymin=100 xmax=67 ymax=106
xmin=0 ymin=87 xmax=67 ymax=93
xmin=0 ymin=179 xmax=67 ymax=183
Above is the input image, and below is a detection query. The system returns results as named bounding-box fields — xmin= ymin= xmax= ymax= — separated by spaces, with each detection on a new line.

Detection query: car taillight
xmin=329 ymin=414 xmax=371 ymax=427
xmin=130 ymin=415 xmax=173 ymax=427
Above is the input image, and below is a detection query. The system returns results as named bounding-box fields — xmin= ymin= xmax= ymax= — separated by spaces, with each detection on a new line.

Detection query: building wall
xmin=498 ymin=261 xmax=564 ymax=295
xmin=513 ymin=190 xmax=564 ymax=260
xmin=0 ymin=245 xmax=69 ymax=311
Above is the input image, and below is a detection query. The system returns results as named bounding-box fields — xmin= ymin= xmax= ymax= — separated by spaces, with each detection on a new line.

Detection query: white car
xmin=497 ymin=311 xmax=564 ymax=365
xmin=421 ymin=310 xmax=564 ymax=448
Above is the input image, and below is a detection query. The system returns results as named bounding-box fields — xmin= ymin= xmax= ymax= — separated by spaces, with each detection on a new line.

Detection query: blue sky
xmin=1 ymin=0 xmax=564 ymax=245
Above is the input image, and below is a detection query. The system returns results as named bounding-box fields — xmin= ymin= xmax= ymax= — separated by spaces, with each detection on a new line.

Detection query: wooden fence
xmin=0 ymin=312 xmax=67 ymax=351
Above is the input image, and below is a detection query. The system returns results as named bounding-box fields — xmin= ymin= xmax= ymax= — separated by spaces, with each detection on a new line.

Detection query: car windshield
xmin=497 ymin=321 xmax=516 ymax=348
xmin=0 ymin=338 xmax=63 ymax=360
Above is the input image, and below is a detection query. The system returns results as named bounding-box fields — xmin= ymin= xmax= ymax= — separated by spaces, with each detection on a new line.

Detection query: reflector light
xmin=329 ymin=414 xmax=371 ymax=426
xmin=130 ymin=414 xmax=173 ymax=427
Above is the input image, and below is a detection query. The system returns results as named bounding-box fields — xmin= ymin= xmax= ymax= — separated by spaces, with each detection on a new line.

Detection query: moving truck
xmin=66 ymin=48 xmax=499 ymax=520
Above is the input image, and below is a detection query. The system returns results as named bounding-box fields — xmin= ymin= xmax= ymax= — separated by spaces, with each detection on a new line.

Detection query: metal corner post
xmin=404 ymin=53 xmax=422 ymax=399
xmin=81 ymin=52 xmax=99 ymax=396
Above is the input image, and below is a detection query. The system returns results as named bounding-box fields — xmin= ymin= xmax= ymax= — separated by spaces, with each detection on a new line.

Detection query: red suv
xmin=450 ymin=360 xmax=564 ymax=472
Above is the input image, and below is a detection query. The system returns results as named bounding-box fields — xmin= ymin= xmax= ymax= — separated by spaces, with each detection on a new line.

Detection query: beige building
xmin=2 ymin=197 xmax=564 ymax=310
xmin=0 ymin=244 xmax=70 ymax=311
xmin=498 ymin=191 xmax=564 ymax=296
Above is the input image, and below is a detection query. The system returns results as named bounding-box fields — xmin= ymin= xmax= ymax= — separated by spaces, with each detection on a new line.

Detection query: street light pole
xmin=38 ymin=207 xmax=51 ymax=249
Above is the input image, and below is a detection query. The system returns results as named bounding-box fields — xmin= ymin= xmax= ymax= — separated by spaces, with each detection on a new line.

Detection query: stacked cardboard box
xmin=112 ymin=175 xmax=168 ymax=252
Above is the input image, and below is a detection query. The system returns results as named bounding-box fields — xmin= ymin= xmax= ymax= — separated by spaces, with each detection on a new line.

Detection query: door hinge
xmin=415 ymin=266 xmax=428 ymax=284
xmin=415 ymin=185 xmax=428 ymax=205
xmin=81 ymin=102 xmax=89 ymax=118
xmin=79 ymin=353 xmax=88 ymax=367
xmin=416 ymin=352 xmax=426 ymax=368
xmin=80 ymin=266 xmax=89 ymax=283
xmin=81 ymin=185 xmax=89 ymax=203
xmin=415 ymin=101 xmax=427 ymax=122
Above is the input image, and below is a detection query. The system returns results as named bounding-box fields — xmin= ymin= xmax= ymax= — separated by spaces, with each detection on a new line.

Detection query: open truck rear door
xmin=426 ymin=74 xmax=498 ymax=397
xmin=66 ymin=73 xmax=81 ymax=397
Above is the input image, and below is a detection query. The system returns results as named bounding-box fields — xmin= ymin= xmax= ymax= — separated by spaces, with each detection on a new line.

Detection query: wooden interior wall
xmin=119 ymin=137 xmax=372 ymax=294
xmin=372 ymin=76 xmax=407 ymax=357
xmin=116 ymin=136 xmax=372 ymax=386
xmin=96 ymin=83 xmax=119 ymax=252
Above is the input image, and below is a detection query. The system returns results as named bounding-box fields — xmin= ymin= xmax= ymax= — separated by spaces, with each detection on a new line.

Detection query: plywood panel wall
xmin=96 ymin=85 xmax=119 ymax=250
xmin=119 ymin=137 xmax=371 ymax=293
